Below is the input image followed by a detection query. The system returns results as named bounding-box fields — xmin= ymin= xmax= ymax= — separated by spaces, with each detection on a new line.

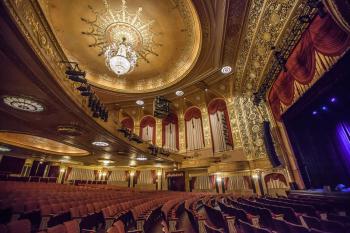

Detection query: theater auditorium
xmin=0 ymin=0 xmax=350 ymax=232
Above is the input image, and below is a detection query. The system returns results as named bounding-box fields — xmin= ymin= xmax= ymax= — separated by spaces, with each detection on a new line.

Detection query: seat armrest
xmin=82 ymin=229 xmax=96 ymax=233
xmin=128 ymin=230 xmax=143 ymax=233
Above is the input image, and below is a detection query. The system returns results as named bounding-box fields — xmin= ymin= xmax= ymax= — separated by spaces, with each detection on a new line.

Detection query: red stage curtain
xmin=162 ymin=113 xmax=179 ymax=149
xmin=274 ymin=72 xmax=295 ymax=106
xmin=208 ymin=99 xmax=233 ymax=146
xmin=268 ymin=12 xmax=350 ymax=121
xmin=121 ymin=117 xmax=134 ymax=131
xmin=309 ymin=14 xmax=350 ymax=56
xmin=139 ymin=116 xmax=156 ymax=144
xmin=286 ymin=32 xmax=316 ymax=85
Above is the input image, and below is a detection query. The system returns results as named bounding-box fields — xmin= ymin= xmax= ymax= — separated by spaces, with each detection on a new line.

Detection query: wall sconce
xmin=60 ymin=168 xmax=66 ymax=173
xmin=157 ymin=171 xmax=162 ymax=176
xmin=252 ymin=173 xmax=259 ymax=179
xmin=102 ymin=172 xmax=107 ymax=177
xmin=130 ymin=171 xmax=135 ymax=177
xmin=216 ymin=176 xmax=222 ymax=183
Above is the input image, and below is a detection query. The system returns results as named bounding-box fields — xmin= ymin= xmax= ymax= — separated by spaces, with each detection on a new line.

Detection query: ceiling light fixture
xmin=221 ymin=65 xmax=232 ymax=74
xmin=175 ymin=90 xmax=184 ymax=96
xmin=81 ymin=0 xmax=157 ymax=76
xmin=92 ymin=141 xmax=109 ymax=147
xmin=98 ymin=159 xmax=114 ymax=165
xmin=136 ymin=156 xmax=147 ymax=161
xmin=2 ymin=96 xmax=44 ymax=112
xmin=0 ymin=146 xmax=11 ymax=152
xmin=136 ymin=100 xmax=144 ymax=106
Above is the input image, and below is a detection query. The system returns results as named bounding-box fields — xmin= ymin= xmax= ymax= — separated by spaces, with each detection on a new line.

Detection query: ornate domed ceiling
xmin=40 ymin=0 xmax=201 ymax=93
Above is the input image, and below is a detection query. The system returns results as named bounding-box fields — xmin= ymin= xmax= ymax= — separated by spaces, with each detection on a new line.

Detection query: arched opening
xmin=139 ymin=116 xmax=156 ymax=144
xmin=207 ymin=98 xmax=233 ymax=152
xmin=162 ymin=113 xmax=179 ymax=151
xmin=121 ymin=117 xmax=134 ymax=132
xmin=184 ymin=107 xmax=204 ymax=151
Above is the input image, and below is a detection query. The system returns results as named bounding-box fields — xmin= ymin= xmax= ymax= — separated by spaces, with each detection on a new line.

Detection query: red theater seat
xmin=6 ymin=219 xmax=31 ymax=233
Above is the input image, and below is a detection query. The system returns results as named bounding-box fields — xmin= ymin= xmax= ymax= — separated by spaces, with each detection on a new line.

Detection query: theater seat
xmin=63 ymin=220 xmax=80 ymax=233
xmin=6 ymin=219 xmax=31 ymax=233
xmin=47 ymin=224 xmax=67 ymax=233
xmin=204 ymin=222 xmax=225 ymax=233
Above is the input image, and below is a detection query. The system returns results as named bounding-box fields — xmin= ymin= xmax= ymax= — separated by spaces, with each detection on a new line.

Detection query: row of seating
xmin=199 ymin=195 xmax=350 ymax=233
xmin=1 ymin=181 xmax=350 ymax=233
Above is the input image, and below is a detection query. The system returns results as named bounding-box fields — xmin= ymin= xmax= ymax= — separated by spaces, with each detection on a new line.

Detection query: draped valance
xmin=269 ymin=13 xmax=350 ymax=120
xmin=162 ymin=113 xmax=179 ymax=150
xmin=140 ymin=116 xmax=156 ymax=128
xmin=184 ymin=107 xmax=202 ymax=121
xmin=208 ymin=99 xmax=233 ymax=146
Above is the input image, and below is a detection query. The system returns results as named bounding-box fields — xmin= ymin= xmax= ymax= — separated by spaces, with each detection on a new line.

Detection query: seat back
xmin=204 ymin=222 xmax=224 ymax=233
xmin=286 ymin=221 xmax=309 ymax=233
xmin=64 ymin=220 xmax=80 ymax=233
xmin=272 ymin=218 xmax=290 ymax=233
xmin=320 ymin=219 xmax=345 ymax=233
xmin=238 ymin=220 xmax=255 ymax=233
xmin=6 ymin=219 xmax=31 ymax=233
xmin=303 ymin=215 xmax=322 ymax=230
xmin=47 ymin=224 xmax=67 ymax=233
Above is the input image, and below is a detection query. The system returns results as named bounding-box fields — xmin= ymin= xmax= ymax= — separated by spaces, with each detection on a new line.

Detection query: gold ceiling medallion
xmin=81 ymin=0 xmax=157 ymax=76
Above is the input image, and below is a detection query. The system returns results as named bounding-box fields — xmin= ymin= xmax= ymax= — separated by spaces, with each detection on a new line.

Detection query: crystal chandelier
xmin=81 ymin=0 xmax=157 ymax=77
xmin=104 ymin=38 xmax=138 ymax=76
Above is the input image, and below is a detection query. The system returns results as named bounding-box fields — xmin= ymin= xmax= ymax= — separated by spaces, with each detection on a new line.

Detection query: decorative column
xmin=178 ymin=112 xmax=186 ymax=153
xmin=130 ymin=170 xmax=135 ymax=187
xmin=226 ymin=98 xmax=243 ymax=148
xmin=157 ymin=170 xmax=162 ymax=190
xmin=156 ymin=118 xmax=162 ymax=147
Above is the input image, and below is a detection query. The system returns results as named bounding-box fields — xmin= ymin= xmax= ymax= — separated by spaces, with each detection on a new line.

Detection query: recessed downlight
xmin=92 ymin=141 xmax=109 ymax=147
xmin=175 ymin=90 xmax=184 ymax=96
xmin=136 ymin=100 xmax=144 ymax=106
xmin=221 ymin=65 xmax=232 ymax=74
